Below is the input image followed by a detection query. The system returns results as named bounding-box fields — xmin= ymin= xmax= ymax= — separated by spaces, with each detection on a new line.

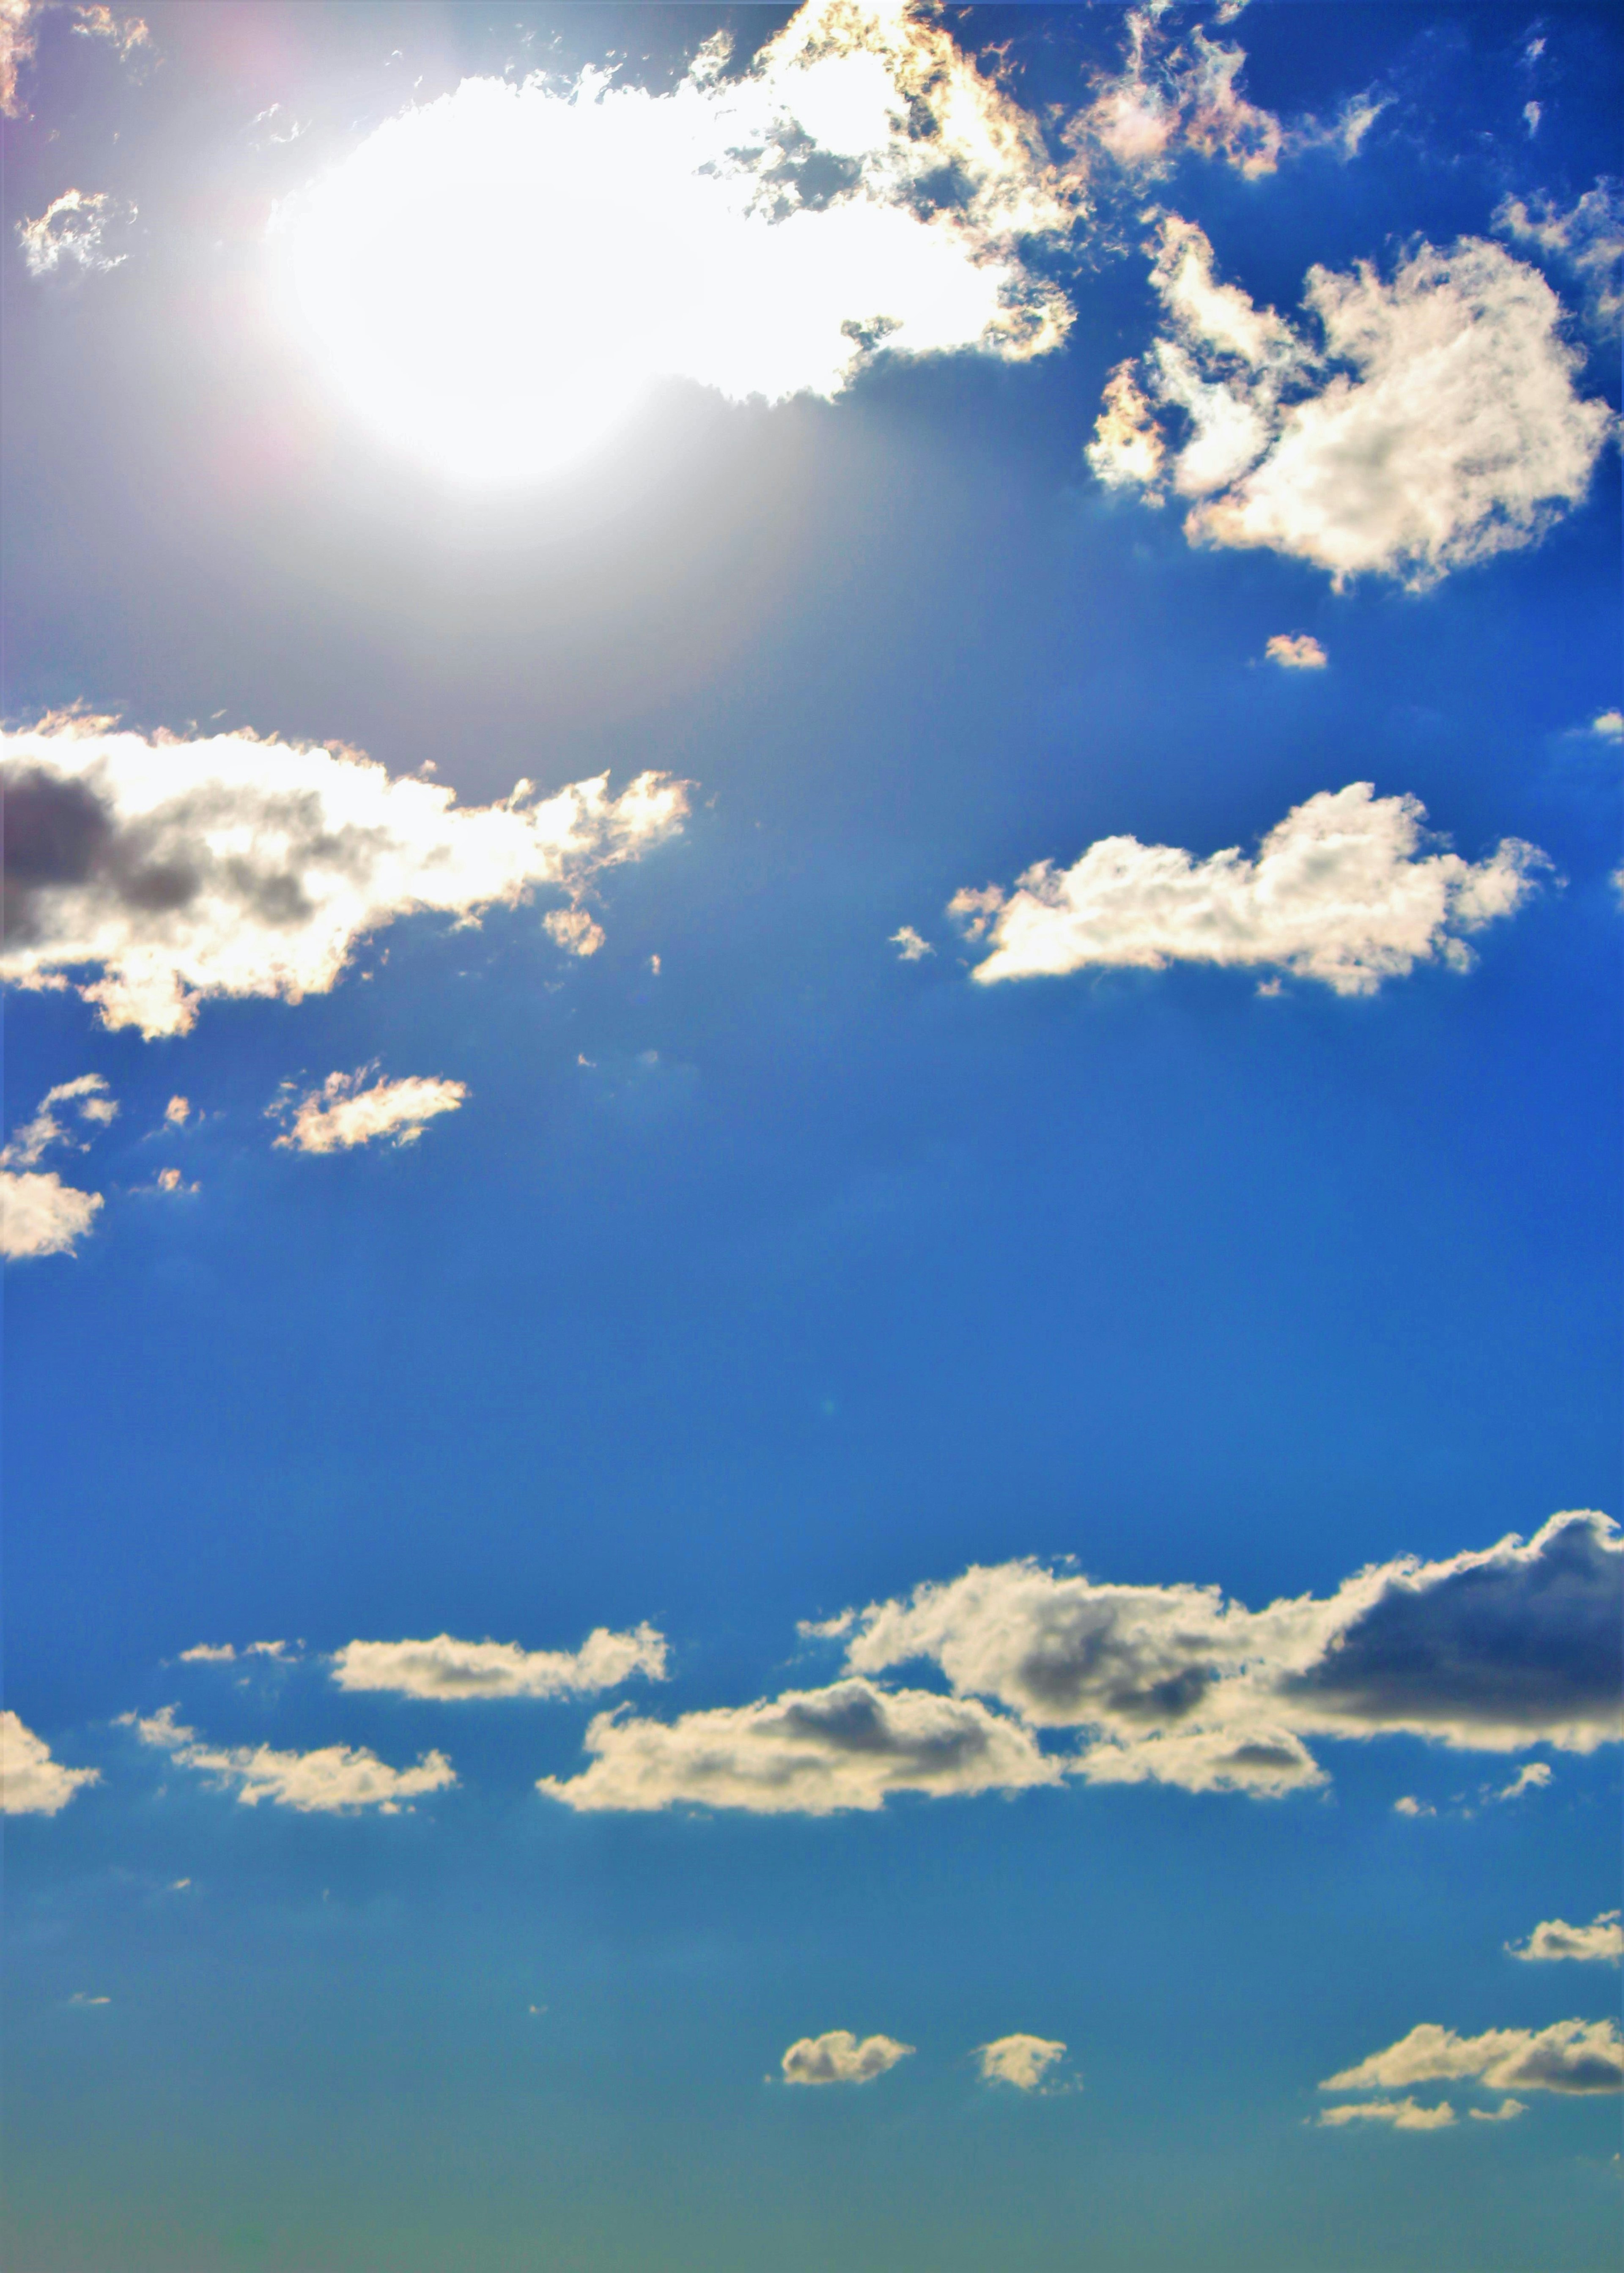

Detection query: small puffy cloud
xmin=148 ymin=1167 xmax=195 ymax=1196
xmin=0 ymin=1709 xmax=99 ymax=1814
xmin=273 ymin=1069 xmax=468 ymax=1155
xmin=129 ymin=1703 xmax=454 ymax=1813
xmin=16 ymin=187 xmax=135 ymax=277
xmin=1470 ymin=2097 xmax=1526 ymax=2122
xmin=949 ymin=783 xmax=1546 ymax=996
xmin=542 ymin=907 xmax=605 ymax=958
xmin=67 ymin=1991 xmax=112 ymax=2007
xmin=537 ymin=1678 xmax=1064 ymax=1815
xmin=781 ymin=2029 xmax=914 ymax=2085
xmin=1089 ymin=217 xmax=1613 ymax=589
xmin=1585 ymin=709 xmax=1624 ymax=741
xmin=1495 ymin=1761 xmax=1551 ymax=1801
xmin=1318 ymin=2096 xmax=1455 ymax=2131
xmin=1323 ymin=2018 xmax=1624 ymax=2098
xmin=2 ymin=1073 xmax=117 ymax=1168
xmin=977 ymin=2034 xmax=1067 ymax=2091
xmin=1497 ymin=179 xmax=1624 ymax=331
xmin=0 ymin=717 xmax=687 ymax=1037
xmin=1265 ymin=633 xmax=1326 ymax=670
xmin=178 ymin=1640 xmax=291 ymax=1664
xmin=890 ymin=925 xmax=934 ymax=961
xmin=164 ymin=1095 xmax=190 ymax=1124
xmin=1507 ymin=1912 xmax=1623 ymax=1965
xmin=331 ymin=1623 xmax=668 ymax=1700
xmin=0 ymin=1169 xmax=102 ymax=1258
xmin=1394 ymin=1795 xmax=1435 ymax=1818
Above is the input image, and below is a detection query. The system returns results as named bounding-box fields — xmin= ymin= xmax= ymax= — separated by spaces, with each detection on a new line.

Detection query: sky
xmin=0 ymin=3 xmax=1620 ymax=2268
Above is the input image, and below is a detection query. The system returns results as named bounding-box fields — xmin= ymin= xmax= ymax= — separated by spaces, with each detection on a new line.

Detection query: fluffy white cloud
xmin=0 ymin=1709 xmax=99 ymax=1814
xmin=781 ymin=2029 xmax=914 ymax=2085
xmin=1317 ymin=2097 xmax=1456 ymax=2131
xmin=890 ymin=925 xmax=934 ymax=961
xmin=331 ymin=1623 xmax=668 ymax=1700
xmin=274 ymin=0 xmax=1085 ymax=480
xmin=1265 ymin=633 xmax=1326 ymax=670
xmin=1498 ymin=180 xmax=1624 ymax=331
xmin=949 ymin=783 xmax=1545 ymax=996
xmin=1586 ymin=709 xmax=1624 ymax=742
xmin=128 ymin=1704 xmax=454 ymax=1813
xmin=273 ymin=1070 xmax=469 ymax=1155
xmin=1507 ymin=1912 xmax=1623 ymax=1965
xmin=16 ymin=187 xmax=135 ymax=277
xmin=0 ymin=716 xmax=687 ymax=1037
xmin=976 ymin=2034 xmax=1067 ymax=2090
xmin=2 ymin=1074 xmax=117 ymax=1168
xmin=537 ymin=1678 xmax=1063 ymax=1815
xmin=832 ymin=1511 xmax=1622 ymax=1796
xmin=1323 ymin=2019 xmax=1624 ymax=2098
xmin=0 ymin=1169 xmax=102 ymax=1258
xmin=1089 ymin=217 xmax=1613 ymax=588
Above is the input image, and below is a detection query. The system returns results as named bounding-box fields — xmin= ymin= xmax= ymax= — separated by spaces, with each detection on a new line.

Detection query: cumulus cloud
xmin=948 ymin=783 xmax=1546 ymax=996
xmin=0 ymin=1709 xmax=99 ymax=1814
xmin=1265 ymin=633 xmax=1326 ymax=670
xmin=831 ymin=1510 xmax=1622 ymax=1796
xmin=0 ymin=717 xmax=688 ymax=1037
xmin=1323 ymin=2018 xmax=1624 ymax=2099
xmin=1318 ymin=2096 xmax=1456 ymax=2130
xmin=781 ymin=2029 xmax=914 ymax=2085
xmin=890 ymin=925 xmax=934 ymax=961
xmin=976 ymin=2034 xmax=1067 ymax=2090
xmin=1088 ymin=216 xmax=1613 ymax=588
xmin=127 ymin=1703 xmax=454 ymax=1813
xmin=331 ymin=1623 xmax=668 ymax=1700
xmin=1497 ymin=179 xmax=1624 ymax=331
xmin=0 ymin=1170 xmax=102 ymax=1258
xmin=274 ymin=0 xmax=1086 ymax=480
xmin=272 ymin=1069 xmax=469 ymax=1154
xmin=537 ymin=1678 xmax=1063 ymax=1815
xmin=16 ymin=187 xmax=135 ymax=277
xmin=1507 ymin=1912 xmax=1623 ymax=1965
xmin=1587 ymin=709 xmax=1624 ymax=741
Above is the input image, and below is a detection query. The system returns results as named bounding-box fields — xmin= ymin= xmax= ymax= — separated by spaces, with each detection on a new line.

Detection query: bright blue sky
xmin=3 ymin=5 xmax=1621 ymax=2269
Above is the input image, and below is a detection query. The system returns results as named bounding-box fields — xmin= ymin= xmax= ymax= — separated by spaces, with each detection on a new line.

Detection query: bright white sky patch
xmin=0 ymin=717 xmax=687 ymax=1037
xmin=948 ymin=783 xmax=1546 ymax=995
xmin=781 ymin=2029 xmax=914 ymax=2084
xmin=128 ymin=1703 xmax=455 ymax=1813
xmin=1507 ymin=1911 xmax=1623 ymax=1964
xmin=332 ymin=1624 xmax=668 ymax=1699
xmin=1323 ymin=2018 xmax=1624 ymax=2098
xmin=274 ymin=0 xmax=1083 ymax=479
xmin=0 ymin=1709 xmax=100 ymax=1814
xmin=977 ymin=2034 xmax=1067 ymax=2090
xmin=274 ymin=1070 xmax=469 ymax=1155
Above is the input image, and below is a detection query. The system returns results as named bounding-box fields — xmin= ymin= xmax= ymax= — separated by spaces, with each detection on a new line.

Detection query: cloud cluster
xmin=1089 ymin=217 xmax=1613 ymax=587
xmin=0 ymin=1074 xmax=117 ymax=1260
xmin=273 ymin=1070 xmax=468 ymax=1155
xmin=128 ymin=1704 xmax=454 ymax=1814
xmin=1498 ymin=179 xmax=1624 ymax=332
xmin=16 ymin=187 xmax=135 ymax=277
xmin=537 ymin=1678 xmax=1064 ymax=1814
xmin=0 ymin=717 xmax=687 ymax=1037
xmin=1507 ymin=1912 xmax=1622 ymax=1966
xmin=0 ymin=1709 xmax=99 ymax=1814
xmin=976 ymin=2034 xmax=1067 ymax=2091
xmin=949 ymin=783 xmax=1545 ymax=996
xmin=331 ymin=1623 xmax=668 ymax=1700
xmin=781 ymin=2030 xmax=913 ymax=2085
xmin=1323 ymin=2018 xmax=1624 ymax=2099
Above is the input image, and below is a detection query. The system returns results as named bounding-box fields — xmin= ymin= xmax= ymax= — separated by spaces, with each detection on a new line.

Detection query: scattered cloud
xmin=1089 ymin=216 xmax=1613 ymax=588
xmin=0 ymin=1709 xmax=100 ymax=1814
xmin=1496 ymin=179 xmax=1624 ymax=331
xmin=948 ymin=783 xmax=1547 ymax=996
xmin=977 ymin=2034 xmax=1068 ymax=2091
xmin=1495 ymin=1761 xmax=1552 ymax=1801
xmin=537 ymin=1678 xmax=1064 ymax=1815
xmin=781 ymin=2029 xmax=914 ymax=2085
xmin=164 ymin=1095 xmax=190 ymax=1125
xmin=145 ymin=1166 xmax=196 ymax=1196
xmin=1394 ymin=1795 xmax=1435 ymax=1818
xmin=1265 ymin=633 xmax=1326 ymax=670
xmin=16 ymin=188 xmax=137 ymax=278
xmin=0 ymin=716 xmax=688 ymax=1037
xmin=542 ymin=907 xmax=605 ymax=958
xmin=331 ymin=1624 xmax=668 ymax=1700
xmin=890 ymin=925 xmax=934 ymax=961
xmin=1323 ymin=2018 xmax=1624 ymax=2098
xmin=1507 ymin=1912 xmax=1623 ymax=1966
xmin=0 ymin=1170 xmax=103 ymax=1258
xmin=1318 ymin=2096 xmax=1456 ymax=2130
xmin=1584 ymin=709 xmax=1623 ymax=741
xmin=1471 ymin=2097 xmax=1527 ymax=2122
xmin=272 ymin=1069 xmax=469 ymax=1155
xmin=1 ymin=1074 xmax=117 ymax=1169
xmin=126 ymin=1703 xmax=455 ymax=1813
xmin=178 ymin=1640 xmax=291 ymax=1664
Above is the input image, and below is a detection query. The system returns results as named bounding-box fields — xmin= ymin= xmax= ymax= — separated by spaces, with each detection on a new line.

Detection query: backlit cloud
xmin=273 ymin=1070 xmax=469 ymax=1155
xmin=781 ymin=2029 xmax=914 ymax=2084
xmin=0 ymin=716 xmax=688 ymax=1037
xmin=0 ymin=1709 xmax=99 ymax=1814
xmin=1323 ymin=2018 xmax=1624 ymax=2098
xmin=16 ymin=187 xmax=136 ymax=277
xmin=976 ymin=2034 xmax=1067 ymax=2090
xmin=127 ymin=1703 xmax=455 ymax=1814
xmin=1089 ymin=217 xmax=1613 ymax=588
xmin=1507 ymin=1912 xmax=1623 ymax=1965
xmin=332 ymin=1624 xmax=668 ymax=1700
xmin=949 ymin=784 xmax=1545 ymax=995
xmin=274 ymin=0 xmax=1086 ymax=478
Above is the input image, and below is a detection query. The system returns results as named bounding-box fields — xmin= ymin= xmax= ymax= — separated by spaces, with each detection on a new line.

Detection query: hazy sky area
xmin=1 ymin=4 xmax=1620 ymax=2269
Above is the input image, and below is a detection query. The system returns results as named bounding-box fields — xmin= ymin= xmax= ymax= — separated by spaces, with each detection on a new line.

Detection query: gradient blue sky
xmin=2 ymin=5 xmax=1620 ymax=2269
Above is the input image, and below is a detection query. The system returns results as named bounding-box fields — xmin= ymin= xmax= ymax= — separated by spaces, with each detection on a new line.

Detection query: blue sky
xmin=2 ymin=4 xmax=1620 ymax=2268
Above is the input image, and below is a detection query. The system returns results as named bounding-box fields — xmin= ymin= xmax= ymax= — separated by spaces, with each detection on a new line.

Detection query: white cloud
xmin=164 ymin=1095 xmax=190 ymax=1125
xmin=1497 ymin=180 xmax=1624 ymax=331
xmin=1 ymin=1073 xmax=117 ymax=1168
xmin=1323 ymin=2018 xmax=1624 ymax=2098
xmin=1586 ymin=709 xmax=1624 ymax=741
xmin=1089 ymin=217 xmax=1613 ymax=589
xmin=781 ymin=2029 xmax=914 ymax=2085
xmin=16 ymin=187 xmax=135 ymax=277
xmin=1470 ymin=2097 xmax=1526 ymax=2122
xmin=542 ymin=907 xmax=605 ymax=958
xmin=128 ymin=1703 xmax=455 ymax=1813
xmin=890 ymin=925 xmax=934 ymax=962
xmin=949 ymin=783 xmax=1546 ymax=996
xmin=273 ymin=1069 xmax=469 ymax=1155
xmin=331 ymin=1623 xmax=668 ymax=1700
xmin=178 ymin=1640 xmax=291 ymax=1664
xmin=0 ymin=1169 xmax=102 ymax=1258
xmin=0 ymin=1709 xmax=99 ymax=1814
xmin=1495 ymin=1761 xmax=1551 ymax=1801
xmin=1 ymin=0 xmax=148 ymax=113
xmin=0 ymin=716 xmax=688 ymax=1037
xmin=537 ymin=1677 xmax=1064 ymax=1815
xmin=1394 ymin=1795 xmax=1435 ymax=1818
xmin=274 ymin=0 xmax=1086 ymax=480
xmin=976 ymin=2034 xmax=1067 ymax=2090
xmin=1265 ymin=633 xmax=1326 ymax=670
xmin=1507 ymin=1912 xmax=1623 ymax=1965
xmin=1318 ymin=2096 xmax=1456 ymax=2131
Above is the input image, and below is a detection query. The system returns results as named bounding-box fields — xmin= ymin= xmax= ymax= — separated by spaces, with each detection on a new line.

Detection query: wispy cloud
xmin=126 ymin=1704 xmax=455 ymax=1814
xmin=272 ymin=1070 xmax=469 ymax=1156
xmin=331 ymin=1625 xmax=667 ymax=1700
xmin=0 ymin=1708 xmax=99 ymax=1814
xmin=1317 ymin=2095 xmax=1456 ymax=2130
xmin=1497 ymin=178 xmax=1624 ymax=331
xmin=781 ymin=2029 xmax=914 ymax=2084
xmin=16 ymin=188 xmax=136 ymax=277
